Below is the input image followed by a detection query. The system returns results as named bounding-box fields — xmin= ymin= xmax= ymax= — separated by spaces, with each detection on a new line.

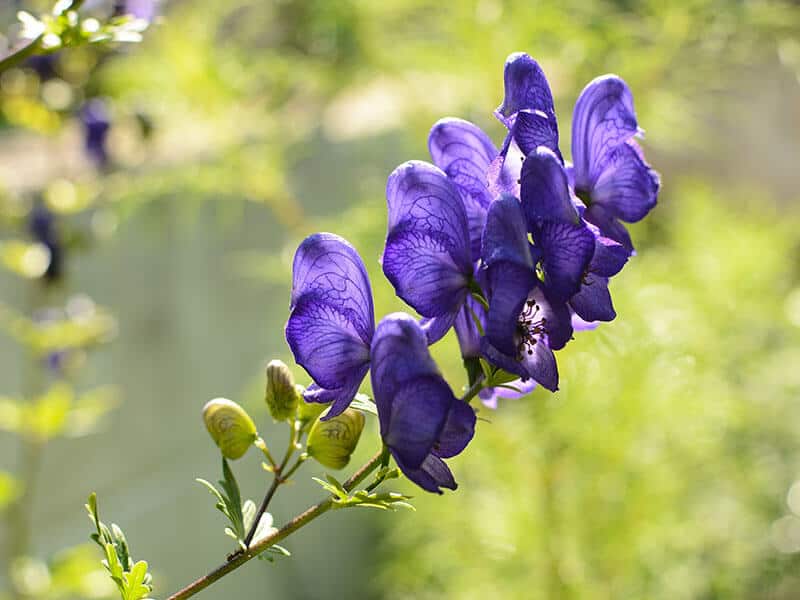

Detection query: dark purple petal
xmin=535 ymin=221 xmax=595 ymax=302
xmin=286 ymin=294 xmax=371 ymax=391
xmin=383 ymin=375 xmax=452 ymax=469
xmin=382 ymin=225 xmax=470 ymax=318
xmin=480 ymin=335 xmax=558 ymax=392
xmin=487 ymin=135 xmax=524 ymax=199
xmin=290 ymin=233 xmax=374 ymax=345
xmin=484 ymin=262 xmax=538 ymax=357
xmin=510 ymin=110 xmax=561 ymax=160
xmin=532 ymin=286 xmax=573 ymax=351
xmin=420 ymin=310 xmax=460 ymax=345
xmin=569 ymin=274 xmax=616 ymax=322
xmin=496 ymin=52 xmax=556 ymax=124
xmin=393 ymin=452 xmax=457 ymax=494
xmin=481 ymin=194 xmax=535 ymax=270
xmin=520 ymin=148 xmax=580 ymax=226
xmin=370 ymin=313 xmax=439 ymax=432
xmin=571 ymin=74 xmax=639 ymax=193
xmin=584 ymin=204 xmax=634 ymax=251
xmin=434 ymin=400 xmax=476 ymax=459
xmin=590 ymin=232 xmax=630 ymax=277
xmin=591 ymin=141 xmax=660 ymax=222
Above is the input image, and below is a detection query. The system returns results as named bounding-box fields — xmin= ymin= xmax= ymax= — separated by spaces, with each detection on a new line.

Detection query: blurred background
xmin=1 ymin=0 xmax=800 ymax=598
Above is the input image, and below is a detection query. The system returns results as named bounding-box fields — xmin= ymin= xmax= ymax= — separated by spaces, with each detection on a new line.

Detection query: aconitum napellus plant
xmin=84 ymin=50 xmax=660 ymax=600
xmin=287 ymin=51 xmax=659 ymax=493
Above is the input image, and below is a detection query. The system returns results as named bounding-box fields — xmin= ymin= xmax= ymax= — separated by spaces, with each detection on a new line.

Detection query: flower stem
xmin=166 ymin=449 xmax=385 ymax=600
xmin=460 ymin=373 xmax=486 ymax=404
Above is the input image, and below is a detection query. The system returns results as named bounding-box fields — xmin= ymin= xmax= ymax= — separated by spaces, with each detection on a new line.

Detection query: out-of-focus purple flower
xmin=25 ymin=54 xmax=58 ymax=81
xmin=370 ymin=313 xmax=476 ymax=493
xmin=570 ymin=75 xmax=660 ymax=251
xmin=114 ymin=0 xmax=158 ymax=21
xmin=286 ymin=233 xmax=374 ymax=419
xmin=80 ymin=99 xmax=111 ymax=168
xmin=28 ymin=203 xmax=62 ymax=283
xmin=383 ymin=161 xmax=473 ymax=344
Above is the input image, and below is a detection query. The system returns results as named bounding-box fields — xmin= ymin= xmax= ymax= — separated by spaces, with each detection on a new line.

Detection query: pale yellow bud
xmin=264 ymin=360 xmax=300 ymax=421
xmin=202 ymin=398 xmax=257 ymax=460
xmin=307 ymin=408 xmax=365 ymax=470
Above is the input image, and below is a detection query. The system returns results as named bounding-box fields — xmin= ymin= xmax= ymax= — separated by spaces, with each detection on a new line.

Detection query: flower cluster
xmin=286 ymin=52 xmax=659 ymax=493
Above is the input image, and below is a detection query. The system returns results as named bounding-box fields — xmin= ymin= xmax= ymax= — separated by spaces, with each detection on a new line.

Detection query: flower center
xmin=515 ymin=298 xmax=547 ymax=359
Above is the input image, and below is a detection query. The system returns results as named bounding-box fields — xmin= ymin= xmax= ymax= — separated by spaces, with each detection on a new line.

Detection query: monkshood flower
xmin=80 ymin=98 xmax=111 ymax=168
xmin=383 ymin=161 xmax=473 ymax=344
xmin=570 ymin=75 xmax=660 ymax=251
xmin=28 ymin=203 xmax=62 ymax=284
xmin=285 ymin=233 xmax=374 ymax=419
xmin=370 ymin=313 xmax=476 ymax=493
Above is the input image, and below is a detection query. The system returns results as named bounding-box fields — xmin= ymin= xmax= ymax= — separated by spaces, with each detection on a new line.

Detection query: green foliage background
xmin=1 ymin=0 xmax=800 ymax=598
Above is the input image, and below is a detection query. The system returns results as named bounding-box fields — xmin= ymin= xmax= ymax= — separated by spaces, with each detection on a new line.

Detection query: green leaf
xmin=350 ymin=393 xmax=378 ymax=416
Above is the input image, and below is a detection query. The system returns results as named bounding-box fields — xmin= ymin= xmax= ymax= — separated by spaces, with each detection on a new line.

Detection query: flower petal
xmin=520 ymin=147 xmax=580 ymax=225
xmin=531 ymin=286 xmax=574 ymax=351
xmin=385 ymin=161 xmax=472 ymax=315
xmin=481 ymin=194 xmax=535 ymax=270
xmin=286 ymin=294 xmax=371 ymax=390
xmin=453 ymin=295 xmax=484 ymax=359
xmin=569 ymin=273 xmax=616 ymax=322
xmin=496 ymin=52 xmax=556 ymax=124
xmin=434 ymin=399 xmax=476 ymax=458
xmin=480 ymin=335 xmax=558 ymax=392
xmin=290 ymin=233 xmax=374 ymax=345
xmin=591 ymin=140 xmax=660 ymax=222
xmin=304 ymin=373 xmax=368 ymax=419
xmin=510 ymin=109 xmax=561 ymax=160
xmin=571 ymin=74 xmax=639 ymax=193
xmin=393 ymin=452 xmax=457 ymax=494
xmin=590 ymin=232 xmax=630 ymax=277
xmin=382 ymin=225 xmax=469 ymax=317
xmin=383 ymin=374 xmax=453 ymax=469
xmin=420 ymin=309 xmax=460 ymax=345
xmin=429 ymin=118 xmax=498 ymax=261
xmin=535 ymin=220 xmax=595 ymax=302
xmin=478 ymin=379 xmax=537 ymax=409
xmin=484 ymin=261 xmax=538 ymax=357
xmin=584 ymin=203 xmax=634 ymax=251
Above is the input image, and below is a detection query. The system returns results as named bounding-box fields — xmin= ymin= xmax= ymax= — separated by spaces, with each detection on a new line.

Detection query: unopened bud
xmin=202 ymin=398 xmax=257 ymax=460
xmin=307 ymin=408 xmax=365 ymax=470
xmin=265 ymin=360 xmax=300 ymax=421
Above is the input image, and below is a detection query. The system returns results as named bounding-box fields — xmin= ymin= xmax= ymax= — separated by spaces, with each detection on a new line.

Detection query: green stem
xmin=166 ymin=449 xmax=385 ymax=600
xmin=460 ymin=373 xmax=486 ymax=404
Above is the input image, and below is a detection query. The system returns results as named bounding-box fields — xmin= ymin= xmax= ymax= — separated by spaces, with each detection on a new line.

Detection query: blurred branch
xmin=0 ymin=36 xmax=43 ymax=74
xmin=166 ymin=449 xmax=385 ymax=600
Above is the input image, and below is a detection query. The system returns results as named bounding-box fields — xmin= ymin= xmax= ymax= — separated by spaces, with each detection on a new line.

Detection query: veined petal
xmin=531 ymin=286 xmax=573 ymax=351
xmin=584 ymin=203 xmax=634 ymax=251
xmin=510 ymin=109 xmax=561 ymax=160
xmin=591 ymin=232 xmax=630 ymax=277
xmin=386 ymin=160 xmax=472 ymax=270
xmin=570 ymin=273 xmax=616 ymax=322
xmin=535 ymin=220 xmax=595 ymax=302
xmin=382 ymin=225 xmax=469 ymax=317
xmin=571 ymin=75 xmax=639 ymax=193
xmin=480 ymin=335 xmax=558 ymax=392
xmin=496 ymin=52 xmax=556 ymax=124
xmin=453 ymin=295 xmax=484 ymax=359
xmin=520 ymin=148 xmax=580 ymax=226
xmin=484 ymin=261 xmax=538 ymax=357
xmin=479 ymin=379 xmax=537 ymax=409
xmin=591 ymin=140 xmax=660 ymax=223
xmin=393 ymin=452 xmax=457 ymax=494
xmin=303 ymin=372 xmax=368 ymax=419
xmin=481 ymin=194 xmax=535 ymax=270
xmin=429 ymin=118 xmax=498 ymax=261
xmin=286 ymin=294 xmax=371 ymax=390
xmin=290 ymin=233 xmax=374 ymax=345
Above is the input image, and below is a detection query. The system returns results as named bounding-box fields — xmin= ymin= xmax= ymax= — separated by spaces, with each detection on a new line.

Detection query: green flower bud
xmin=202 ymin=398 xmax=257 ymax=460
xmin=264 ymin=360 xmax=300 ymax=421
xmin=307 ymin=408 xmax=365 ymax=470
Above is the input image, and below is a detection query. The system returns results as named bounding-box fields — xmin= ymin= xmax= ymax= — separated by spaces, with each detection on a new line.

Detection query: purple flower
xmin=383 ymin=161 xmax=473 ymax=344
xmin=370 ymin=313 xmax=476 ymax=493
xmin=285 ymin=233 xmax=374 ymax=419
xmin=28 ymin=203 xmax=62 ymax=284
xmin=80 ymin=99 xmax=111 ymax=168
xmin=570 ymin=75 xmax=660 ymax=250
